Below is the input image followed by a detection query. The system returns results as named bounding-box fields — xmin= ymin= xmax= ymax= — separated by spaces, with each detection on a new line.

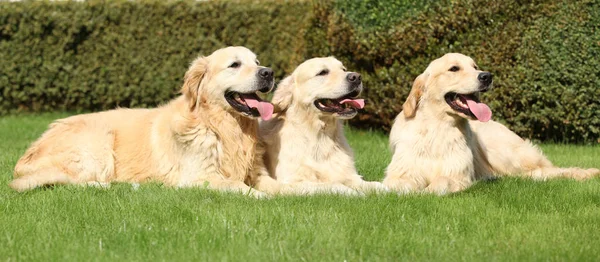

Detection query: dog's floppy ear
xmin=181 ymin=56 xmax=208 ymax=110
xmin=403 ymin=73 xmax=427 ymax=118
xmin=271 ymin=76 xmax=294 ymax=113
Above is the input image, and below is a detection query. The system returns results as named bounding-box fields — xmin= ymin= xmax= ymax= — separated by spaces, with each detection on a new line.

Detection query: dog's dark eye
xmin=317 ymin=69 xmax=329 ymax=76
xmin=473 ymin=65 xmax=479 ymax=70
xmin=255 ymin=60 xmax=260 ymax=65
xmin=449 ymin=66 xmax=460 ymax=72
xmin=229 ymin=62 xmax=241 ymax=68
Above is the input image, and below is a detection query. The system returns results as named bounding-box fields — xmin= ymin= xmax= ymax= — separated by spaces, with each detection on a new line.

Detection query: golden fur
xmin=383 ymin=53 xmax=599 ymax=194
xmin=260 ymin=57 xmax=387 ymax=195
xmin=11 ymin=46 xmax=280 ymax=197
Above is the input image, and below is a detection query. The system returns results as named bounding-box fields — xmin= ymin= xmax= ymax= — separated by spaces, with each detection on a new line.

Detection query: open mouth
xmin=313 ymin=90 xmax=364 ymax=117
xmin=225 ymin=91 xmax=274 ymax=121
xmin=444 ymin=92 xmax=492 ymax=122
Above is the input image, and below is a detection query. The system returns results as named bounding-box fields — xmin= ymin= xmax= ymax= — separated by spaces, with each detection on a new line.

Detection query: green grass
xmin=1 ymin=113 xmax=599 ymax=261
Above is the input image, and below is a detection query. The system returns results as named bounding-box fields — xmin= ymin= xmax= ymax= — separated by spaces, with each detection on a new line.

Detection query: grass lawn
xmin=1 ymin=113 xmax=599 ymax=261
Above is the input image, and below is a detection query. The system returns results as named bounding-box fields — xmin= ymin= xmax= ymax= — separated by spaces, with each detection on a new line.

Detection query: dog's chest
xmin=399 ymin=122 xmax=477 ymax=178
xmin=176 ymin=124 xmax=258 ymax=182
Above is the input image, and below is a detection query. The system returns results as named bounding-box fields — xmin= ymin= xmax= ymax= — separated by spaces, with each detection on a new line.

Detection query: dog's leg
xmin=11 ymin=166 xmax=113 ymax=192
xmin=175 ymin=140 xmax=268 ymax=198
xmin=252 ymin=175 xmax=282 ymax=195
xmin=179 ymin=179 xmax=267 ymax=198
xmin=482 ymin=139 xmax=599 ymax=180
xmin=471 ymin=120 xmax=599 ymax=181
xmin=245 ymin=149 xmax=282 ymax=196
xmin=383 ymin=177 xmax=422 ymax=194
xmin=12 ymin=162 xmax=115 ymax=192
xmin=10 ymin=168 xmax=72 ymax=192
xmin=525 ymin=167 xmax=600 ymax=181
xmin=12 ymin=125 xmax=116 ymax=192
xmin=346 ymin=178 xmax=389 ymax=194
xmin=314 ymin=183 xmax=363 ymax=196
xmin=425 ymin=176 xmax=472 ymax=195
xmin=208 ymin=180 xmax=267 ymax=199
xmin=425 ymin=177 xmax=452 ymax=195
xmin=83 ymin=181 xmax=112 ymax=189
xmin=253 ymin=163 xmax=363 ymax=196
xmin=274 ymin=182 xmax=362 ymax=196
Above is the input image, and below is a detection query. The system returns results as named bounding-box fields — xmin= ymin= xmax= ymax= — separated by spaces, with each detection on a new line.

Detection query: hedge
xmin=0 ymin=0 xmax=311 ymax=111
xmin=302 ymin=0 xmax=600 ymax=143
xmin=1 ymin=0 xmax=598 ymax=143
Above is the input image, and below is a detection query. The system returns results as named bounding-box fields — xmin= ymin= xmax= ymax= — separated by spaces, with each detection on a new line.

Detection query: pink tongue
xmin=340 ymin=99 xmax=365 ymax=109
xmin=464 ymin=97 xmax=492 ymax=122
xmin=243 ymin=97 xmax=274 ymax=121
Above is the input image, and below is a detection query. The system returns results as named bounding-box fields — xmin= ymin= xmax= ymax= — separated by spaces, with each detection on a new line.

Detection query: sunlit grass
xmin=1 ymin=113 xmax=599 ymax=261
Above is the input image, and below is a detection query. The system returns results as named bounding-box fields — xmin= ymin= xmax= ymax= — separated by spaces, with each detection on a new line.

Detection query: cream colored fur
xmin=260 ymin=57 xmax=387 ymax=195
xmin=11 ymin=46 xmax=280 ymax=197
xmin=384 ymin=53 xmax=599 ymax=195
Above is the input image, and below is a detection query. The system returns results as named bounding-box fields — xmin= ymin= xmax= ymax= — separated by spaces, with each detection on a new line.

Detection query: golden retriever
xmin=11 ymin=46 xmax=278 ymax=197
xmin=259 ymin=57 xmax=387 ymax=195
xmin=383 ymin=53 xmax=599 ymax=194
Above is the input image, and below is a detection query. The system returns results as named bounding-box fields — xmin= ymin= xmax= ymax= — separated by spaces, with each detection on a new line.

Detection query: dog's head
xmin=403 ymin=53 xmax=493 ymax=122
xmin=181 ymin=46 xmax=274 ymax=121
xmin=272 ymin=57 xmax=364 ymax=119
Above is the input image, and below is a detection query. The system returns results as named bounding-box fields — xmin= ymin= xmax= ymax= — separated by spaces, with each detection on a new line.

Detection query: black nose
xmin=347 ymin=72 xmax=361 ymax=83
xmin=259 ymin=86 xmax=271 ymax=93
xmin=258 ymin=67 xmax=274 ymax=80
xmin=478 ymin=72 xmax=492 ymax=86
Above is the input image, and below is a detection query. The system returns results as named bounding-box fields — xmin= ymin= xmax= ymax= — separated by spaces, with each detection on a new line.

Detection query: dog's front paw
xmin=84 ymin=181 xmax=111 ymax=189
xmin=328 ymin=184 xmax=364 ymax=196
xmin=358 ymin=181 xmax=390 ymax=194
xmin=425 ymin=176 xmax=469 ymax=195
xmin=247 ymin=189 xmax=270 ymax=199
xmin=383 ymin=178 xmax=419 ymax=195
xmin=425 ymin=183 xmax=450 ymax=195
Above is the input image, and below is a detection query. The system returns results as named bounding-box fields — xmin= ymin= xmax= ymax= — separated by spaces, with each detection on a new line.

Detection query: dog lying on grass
xmin=11 ymin=46 xmax=277 ymax=197
xmin=260 ymin=57 xmax=387 ymax=195
xmin=383 ymin=53 xmax=599 ymax=195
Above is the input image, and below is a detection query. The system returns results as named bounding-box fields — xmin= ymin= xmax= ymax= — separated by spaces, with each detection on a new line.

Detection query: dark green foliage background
xmin=0 ymin=0 xmax=311 ymax=111
xmin=1 ymin=0 xmax=598 ymax=143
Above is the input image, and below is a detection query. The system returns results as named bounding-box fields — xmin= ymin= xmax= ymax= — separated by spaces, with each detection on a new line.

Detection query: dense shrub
xmin=310 ymin=0 xmax=600 ymax=143
xmin=0 ymin=0 xmax=311 ymax=112
xmin=511 ymin=0 xmax=600 ymax=142
xmin=1 ymin=0 xmax=598 ymax=143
